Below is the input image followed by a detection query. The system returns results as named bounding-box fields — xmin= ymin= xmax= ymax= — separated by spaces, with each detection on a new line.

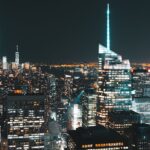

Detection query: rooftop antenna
xmin=107 ymin=3 xmax=110 ymax=51
xmin=16 ymin=44 xmax=19 ymax=52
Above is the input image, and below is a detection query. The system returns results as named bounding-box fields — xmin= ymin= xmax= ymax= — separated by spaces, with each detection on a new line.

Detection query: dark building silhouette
xmin=125 ymin=124 xmax=150 ymax=150
xmin=67 ymin=125 xmax=130 ymax=149
xmin=107 ymin=110 xmax=141 ymax=134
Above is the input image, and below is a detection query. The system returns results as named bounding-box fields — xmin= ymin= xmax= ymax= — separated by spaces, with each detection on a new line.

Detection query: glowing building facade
xmin=5 ymin=95 xmax=45 ymax=150
xmin=67 ymin=104 xmax=82 ymax=130
xmin=97 ymin=4 xmax=132 ymax=126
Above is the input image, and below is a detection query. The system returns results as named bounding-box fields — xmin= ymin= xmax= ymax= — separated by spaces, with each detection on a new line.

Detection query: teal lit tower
xmin=97 ymin=4 xmax=132 ymax=126
xmin=107 ymin=3 xmax=110 ymax=51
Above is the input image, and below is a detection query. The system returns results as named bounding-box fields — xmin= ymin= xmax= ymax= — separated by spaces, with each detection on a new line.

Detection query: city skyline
xmin=0 ymin=1 xmax=150 ymax=149
xmin=0 ymin=0 xmax=150 ymax=63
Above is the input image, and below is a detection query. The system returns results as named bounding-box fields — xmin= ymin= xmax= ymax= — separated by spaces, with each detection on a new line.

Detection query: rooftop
xmin=68 ymin=125 xmax=128 ymax=144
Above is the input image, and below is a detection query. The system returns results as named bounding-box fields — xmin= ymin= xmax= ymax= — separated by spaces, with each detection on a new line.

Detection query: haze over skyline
xmin=0 ymin=0 xmax=150 ymax=63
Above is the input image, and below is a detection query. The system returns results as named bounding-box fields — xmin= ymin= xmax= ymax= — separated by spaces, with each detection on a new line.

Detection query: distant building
xmin=11 ymin=62 xmax=18 ymax=70
xmin=107 ymin=110 xmax=141 ymax=134
xmin=2 ymin=56 xmax=7 ymax=70
xmin=67 ymin=125 xmax=130 ymax=149
xmin=124 ymin=124 xmax=150 ymax=150
xmin=5 ymin=95 xmax=45 ymax=150
xmin=15 ymin=45 xmax=19 ymax=67
xmin=23 ymin=62 xmax=30 ymax=70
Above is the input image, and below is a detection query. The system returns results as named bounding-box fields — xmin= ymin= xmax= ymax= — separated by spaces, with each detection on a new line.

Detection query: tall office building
xmin=15 ymin=45 xmax=19 ymax=66
xmin=2 ymin=56 xmax=7 ymax=70
xmin=82 ymin=88 xmax=97 ymax=127
xmin=5 ymin=95 xmax=45 ymax=150
xmin=97 ymin=4 xmax=132 ymax=126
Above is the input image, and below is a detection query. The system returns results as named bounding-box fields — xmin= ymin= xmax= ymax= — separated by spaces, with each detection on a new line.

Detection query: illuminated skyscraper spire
xmin=107 ymin=3 xmax=110 ymax=50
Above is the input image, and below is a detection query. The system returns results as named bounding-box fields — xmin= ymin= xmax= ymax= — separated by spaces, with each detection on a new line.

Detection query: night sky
xmin=0 ymin=0 xmax=150 ymax=63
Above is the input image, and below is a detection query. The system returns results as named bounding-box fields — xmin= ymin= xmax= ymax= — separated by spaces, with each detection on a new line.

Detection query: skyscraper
xmin=97 ymin=4 xmax=132 ymax=126
xmin=15 ymin=45 xmax=19 ymax=67
xmin=82 ymin=88 xmax=97 ymax=127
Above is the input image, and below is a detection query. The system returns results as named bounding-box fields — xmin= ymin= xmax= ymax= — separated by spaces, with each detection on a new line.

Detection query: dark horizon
xmin=0 ymin=0 xmax=150 ymax=63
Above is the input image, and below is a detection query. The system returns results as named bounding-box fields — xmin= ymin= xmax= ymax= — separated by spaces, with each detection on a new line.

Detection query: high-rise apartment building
xmin=97 ymin=4 xmax=132 ymax=126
